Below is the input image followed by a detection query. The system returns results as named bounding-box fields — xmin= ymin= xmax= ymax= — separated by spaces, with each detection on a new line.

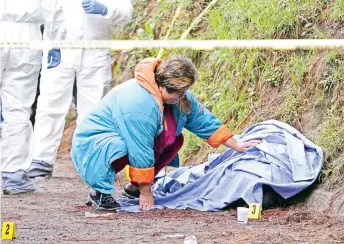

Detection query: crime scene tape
xmin=1 ymin=40 xmax=344 ymax=50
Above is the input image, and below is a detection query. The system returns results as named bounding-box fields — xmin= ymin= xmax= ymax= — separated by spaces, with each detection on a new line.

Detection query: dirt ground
xmin=2 ymin=121 xmax=344 ymax=244
xmin=1 ymin=150 xmax=344 ymax=244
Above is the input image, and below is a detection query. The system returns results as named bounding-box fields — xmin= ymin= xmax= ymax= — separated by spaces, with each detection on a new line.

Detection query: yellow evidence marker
xmin=248 ymin=203 xmax=262 ymax=220
xmin=2 ymin=222 xmax=16 ymax=240
xmin=125 ymin=165 xmax=131 ymax=181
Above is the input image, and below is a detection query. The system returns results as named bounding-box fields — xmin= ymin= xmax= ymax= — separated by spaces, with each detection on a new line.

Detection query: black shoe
xmin=89 ymin=192 xmax=120 ymax=210
xmin=122 ymin=183 xmax=140 ymax=199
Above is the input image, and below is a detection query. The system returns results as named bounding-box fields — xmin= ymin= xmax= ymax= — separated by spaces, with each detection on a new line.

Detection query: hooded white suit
xmin=30 ymin=0 xmax=133 ymax=176
xmin=0 ymin=0 xmax=65 ymax=194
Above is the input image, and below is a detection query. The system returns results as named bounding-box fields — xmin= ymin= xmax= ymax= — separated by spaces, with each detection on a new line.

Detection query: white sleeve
xmin=41 ymin=0 xmax=66 ymax=40
xmin=100 ymin=0 xmax=133 ymax=26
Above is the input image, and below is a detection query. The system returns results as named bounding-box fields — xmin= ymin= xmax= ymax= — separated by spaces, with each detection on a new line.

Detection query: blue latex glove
xmin=82 ymin=0 xmax=108 ymax=16
xmin=47 ymin=49 xmax=61 ymax=69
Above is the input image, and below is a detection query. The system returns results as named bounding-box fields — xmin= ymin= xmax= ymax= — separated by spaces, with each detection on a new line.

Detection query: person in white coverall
xmin=28 ymin=0 xmax=133 ymax=178
xmin=0 ymin=0 xmax=65 ymax=194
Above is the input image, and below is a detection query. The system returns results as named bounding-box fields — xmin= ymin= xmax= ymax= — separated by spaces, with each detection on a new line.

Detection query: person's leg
xmin=76 ymin=63 xmax=111 ymax=124
xmin=72 ymin=78 xmax=77 ymax=110
xmin=0 ymin=49 xmax=7 ymax=138
xmin=29 ymin=59 xmax=75 ymax=178
xmin=73 ymin=150 xmax=121 ymax=210
xmin=29 ymin=69 xmax=41 ymax=126
xmin=0 ymin=96 xmax=3 ymax=137
xmin=111 ymin=155 xmax=130 ymax=173
xmin=154 ymin=134 xmax=184 ymax=176
xmin=1 ymin=49 xmax=41 ymax=194
xmin=123 ymin=134 xmax=184 ymax=198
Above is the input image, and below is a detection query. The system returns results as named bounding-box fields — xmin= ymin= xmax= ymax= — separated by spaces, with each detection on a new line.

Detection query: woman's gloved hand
xmin=139 ymin=183 xmax=154 ymax=211
xmin=82 ymin=0 xmax=108 ymax=16
xmin=47 ymin=49 xmax=61 ymax=69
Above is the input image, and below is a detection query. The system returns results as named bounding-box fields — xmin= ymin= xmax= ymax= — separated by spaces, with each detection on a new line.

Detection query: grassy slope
xmin=112 ymin=0 xmax=344 ymax=188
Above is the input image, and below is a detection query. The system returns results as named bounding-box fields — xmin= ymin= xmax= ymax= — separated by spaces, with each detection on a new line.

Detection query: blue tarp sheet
xmin=117 ymin=120 xmax=323 ymax=212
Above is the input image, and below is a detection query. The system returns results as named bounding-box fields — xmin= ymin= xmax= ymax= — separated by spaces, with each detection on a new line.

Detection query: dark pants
xmin=111 ymin=134 xmax=184 ymax=177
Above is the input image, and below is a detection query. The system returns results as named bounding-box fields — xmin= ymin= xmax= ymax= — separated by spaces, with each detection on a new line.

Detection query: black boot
xmin=89 ymin=191 xmax=120 ymax=210
xmin=122 ymin=183 xmax=140 ymax=199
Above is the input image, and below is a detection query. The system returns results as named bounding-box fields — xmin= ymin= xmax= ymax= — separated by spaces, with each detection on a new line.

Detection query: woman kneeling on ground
xmin=71 ymin=56 xmax=261 ymax=211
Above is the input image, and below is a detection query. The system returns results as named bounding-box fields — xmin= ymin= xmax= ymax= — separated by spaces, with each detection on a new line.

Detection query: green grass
xmin=330 ymin=0 xmax=344 ymax=21
xmin=115 ymin=0 xmax=337 ymax=41
xmin=285 ymin=51 xmax=316 ymax=86
xmin=315 ymin=114 xmax=344 ymax=187
xmin=320 ymin=51 xmax=344 ymax=92
xmin=274 ymin=89 xmax=301 ymax=124
xmin=207 ymin=0 xmax=326 ymax=39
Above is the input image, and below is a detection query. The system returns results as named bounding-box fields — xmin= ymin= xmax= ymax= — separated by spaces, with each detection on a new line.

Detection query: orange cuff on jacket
xmin=129 ymin=166 xmax=155 ymax=184
xmin=206 ymin=125 xmax=233 ymax=148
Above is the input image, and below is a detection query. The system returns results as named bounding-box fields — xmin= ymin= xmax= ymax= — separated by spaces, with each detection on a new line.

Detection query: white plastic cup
xmin=184 ymin=235 xmax=198 ymax=244
xmin=237 ymin=207 xmax=249 ymax=224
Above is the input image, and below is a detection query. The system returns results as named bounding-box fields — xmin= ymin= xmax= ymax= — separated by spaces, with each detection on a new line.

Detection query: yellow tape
xmin=1 ymin=40 xmax=344 ymax=50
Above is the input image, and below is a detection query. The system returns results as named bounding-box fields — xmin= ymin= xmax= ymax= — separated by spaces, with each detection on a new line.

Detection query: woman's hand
xmin=232 ymin=140 xmax=262 ymax=152
xmin=139 ymin=183 xmax=154 ymax=211
xmin=223 ymin=137 xmax=262 ymax=152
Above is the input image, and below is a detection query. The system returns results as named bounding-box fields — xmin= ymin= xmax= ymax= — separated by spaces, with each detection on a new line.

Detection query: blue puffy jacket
xmin=71 ymin=79 xmax=232 ymax=194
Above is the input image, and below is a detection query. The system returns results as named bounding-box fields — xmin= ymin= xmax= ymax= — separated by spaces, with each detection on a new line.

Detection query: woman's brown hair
xmin=155 ymin=56 xmax=197 ymax=93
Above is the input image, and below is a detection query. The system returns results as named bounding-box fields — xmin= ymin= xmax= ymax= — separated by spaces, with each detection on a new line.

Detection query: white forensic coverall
xmin=31 ymin=0 xmax=133 ymax=172
xmin=0 ymin=0 xmax=65 ymax=175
